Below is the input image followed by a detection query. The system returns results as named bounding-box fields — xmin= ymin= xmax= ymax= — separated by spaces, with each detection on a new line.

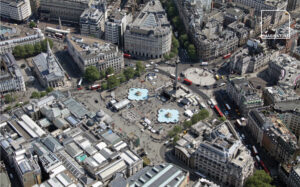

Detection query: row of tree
xmin=162 ymin=0 xmax=197 ymax=60
xmin=31 ymin=87 xmax=54 ymax=99
xmin=13 ymin=39 xmax=54 ymax=59
xmin=84 ymin=61 xmax=145 ymax=90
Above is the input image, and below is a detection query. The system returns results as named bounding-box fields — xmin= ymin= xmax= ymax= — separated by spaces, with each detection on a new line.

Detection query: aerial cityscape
xmin=0 ymin=0 xmax=300 ymax=186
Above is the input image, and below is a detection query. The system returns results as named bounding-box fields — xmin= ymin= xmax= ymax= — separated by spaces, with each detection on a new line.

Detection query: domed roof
xmin=96 ymin=110 xmax=105 ymax=117
xmin=87 ymin=119 xmax=95 ymax=126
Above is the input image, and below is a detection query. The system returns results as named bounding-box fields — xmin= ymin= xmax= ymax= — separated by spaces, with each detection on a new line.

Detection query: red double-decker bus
xmin=223 ymin=53 xmax=231 ymax=59
xmin=214 ymin=105 xmax=224 ymax=117
xmin=124 ymin=53 xmax=131 ymax=59
xmin=183 ymin=78 xmax=192 ymax=85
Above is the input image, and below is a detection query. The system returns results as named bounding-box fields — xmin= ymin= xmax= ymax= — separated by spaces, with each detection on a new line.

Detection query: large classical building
xmin=247 ymin=107 xmax=298 ymax=163
xmin=105 ymin=10 xmax=132 ymax=46
xmin=80 ymin=8 xmax=105 ymax=39
xmin=124 ymin=0 xmax=172 ymax=59
xmin=0 ymin=53 xmax=26 ymax=93
xmin=194 ymin=20 xmax=239 ymax=61
xmin=0 ymin=27 xmax=45 ymax=55
xmin=0 ymin=0 xmax=32 ymax=21
xmin=226 ymin=78 xmax=263 ymax=115
xmin=32 ymin=42 xmax=65 ymax=88
xmin=40 ymin=0 xmax=106 ymax=23
xmin=67 ymin=34 xmax=124 ymax=73
xmin=174 ymin=121 xmax=254 ymax=187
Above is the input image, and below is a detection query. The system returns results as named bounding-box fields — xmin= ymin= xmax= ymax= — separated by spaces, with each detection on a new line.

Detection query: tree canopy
xmin=245 ymin=170 xmax=273 ymax=187
xmin=84 ymin=66 xmax=100 ymax=82
xmin=124 ymin=67 xmax=135 ymax=80
xmin=107 ymin=75 xmax=120 ymax=89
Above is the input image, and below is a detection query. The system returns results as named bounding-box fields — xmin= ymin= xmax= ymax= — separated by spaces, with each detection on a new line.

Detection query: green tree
xmin=13 ymin=46 xmax=22 ymax=58
xmin=100 ymin=70 xmax=106 ymax=79
xmin=219 ymin=116 xmax=226 ymax=121
xmin=167 ymin=7 xmax=176 ymax=18
xmin=184 ymin=41 xmax=190 ymax=49
xmin=4 ymin=106 xmax=11 ymax=112
xmin=172 ymin=35 xmax=179 ymax=49
xmin=46 ymin=87 xmax=54 ymax=93
xmin=136 ymin=61 xmax=145 ymax=74
xmin=183 ymin=120 xmax=193 ymax=129
xmin=173 ymin=125 xmax=182 ymax=134
xmin=179 ymin=34 xmax=188 ymax=45
xmin=29 ymin=21 xmax=36 ymax=28
xmin=84 ymin=66 xmax=100 ymax=82
xmin=173 ymin=135 xmax=180 ymax=144
xmin=41 ymin=39 xmax=53 ymax=52
xmin=101 ymin=82 xmax=108 ymax=90
xmin=31 ymin=91 xmax=40 ymax=98
xmin=40 ymin=91 xmax=47 ymax=97
xmin=24 ymin=44 xmax=35 ymax=57
xmin=169 ymin=52 xmax=175 ymax=59
xmin=188 ymin=44 xmax=197 ymax=59
xmin=124 ymin=67 xmax=135 ymax=80
xmin=172 ymin=16 xmax=180 ymax=28
xmin=119 ymin=73 xmax=126 ymax=83
xmin=4 ymin=94 xmax=13 ymax=103
xmin=107 ymin=75 xmax=120 ymax=89
xmin=164 ymin=54 xmax=171 ymax=60
xmin=34 ymin=42 xmax=42 ymax=54
xmin=106 ymin=67 xmax=114 ymax=75
xmin=245 ymin=170 xmax=273 ymax=187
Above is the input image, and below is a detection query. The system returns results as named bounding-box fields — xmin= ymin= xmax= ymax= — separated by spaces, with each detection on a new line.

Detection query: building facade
xmin=0 ymin=0 xmax=32 ymax=21
xmin=226 ymin=78 xmax=263 ymax=115
xmin=32 ymin=42 xmax=65 ymax=88
xmin=80 ymin=8 xmax=105 ymax=39
xmin=105 ymin=10 xmax=132 ymax=46
xmin=0 ymin=53 xmax=26 ymax=93
xmin=274 ymin=101 xmax=300 ymax=140
xmin=40 ymin=0 xmax=91 ymax=23
xmin=124 ymin=0 xmax=172 ymax=59
xmin=67 ymin=34 xmax=124 ymax=73
xmin=247 ymin=108 xmax=298 ymax=163
xmin=174 ymin=121 xmax=254 ymax=187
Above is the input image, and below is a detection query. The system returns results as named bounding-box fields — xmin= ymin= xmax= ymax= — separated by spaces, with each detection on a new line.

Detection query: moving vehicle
xmin=223 ymin=53 xmax=231 ymax=59
xmin=252 ymin=146 xmax=258 ymax=155
xmin=90 ymin=84 xmax=101 ymax=90
xmin=214 ymin=105 xmax=224 ymax=117
xmin=183 ymin=78 xmax=192 ymax=85
xmin=124 ymin=53 xmax=131 ymax=58
xmin=256 ymin=155 xmax=260 ymax=162
xmin=200 ymin=62 xmax=208 ymax=66
xmin=77 ymin=78 xmax=83 ymax=90
xmin=225 ymin=103 xmax=231 ymax=110
xmin=236 ymin=119 xmax=242 ymax=126
xmin=55 ymin=33 xmax=63 ymax=39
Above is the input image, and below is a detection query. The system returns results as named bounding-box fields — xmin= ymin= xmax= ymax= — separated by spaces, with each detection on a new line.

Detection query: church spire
xmin=47 ymin=40 xmax=52 ymax=57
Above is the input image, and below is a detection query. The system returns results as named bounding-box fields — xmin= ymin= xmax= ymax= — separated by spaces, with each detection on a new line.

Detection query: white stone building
xmin=124 ymin=0 xmax=172 ymax=59
xmin=67 ymin=34 xmax=124 ymax=73
xmin=105 ymin=10 xmax=132 ymax=46
xmin=0 ymin=0 xmax=32 ymax=21
xmin=80 ymin=8 xmax=105 ymax=39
